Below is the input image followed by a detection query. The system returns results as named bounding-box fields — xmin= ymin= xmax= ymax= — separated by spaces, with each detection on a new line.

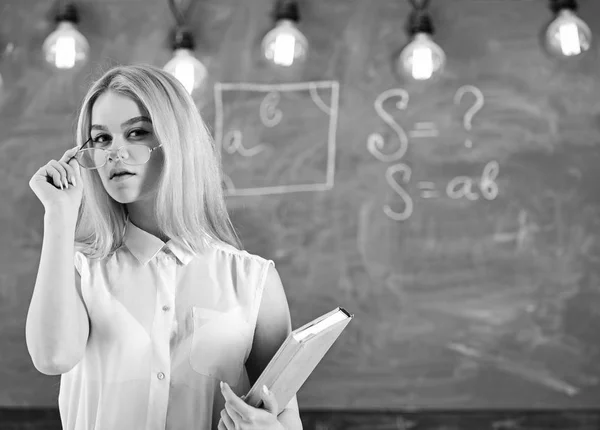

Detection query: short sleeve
xmin=74 ymin=248 xmax=85 ymax=276
xmin=244 ymin=257 xmax=273 ymax=341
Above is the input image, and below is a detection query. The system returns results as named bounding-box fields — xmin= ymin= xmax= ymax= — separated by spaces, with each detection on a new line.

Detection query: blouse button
xmin=162 ymin=305 xmax=170 ymax=311
xmin=157 ymin=372 xmax=165 ymax=380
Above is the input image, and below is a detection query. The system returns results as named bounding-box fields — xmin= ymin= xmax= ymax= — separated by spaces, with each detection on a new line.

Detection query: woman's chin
xmin=107 ymin=190 xmax=139 ymax=204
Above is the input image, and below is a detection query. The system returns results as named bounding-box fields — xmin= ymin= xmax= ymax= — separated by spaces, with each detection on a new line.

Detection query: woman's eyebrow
xmin=91 ymin=116 xmax=152 ymax=131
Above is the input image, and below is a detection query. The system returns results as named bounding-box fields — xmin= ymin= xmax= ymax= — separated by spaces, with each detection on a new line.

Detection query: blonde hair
xmin=74 ymin=64 xmax=241 ymax=258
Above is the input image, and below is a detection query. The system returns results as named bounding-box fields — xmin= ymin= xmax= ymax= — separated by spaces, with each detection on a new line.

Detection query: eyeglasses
xmin=72 ymin=139 xmax=163 ymax=170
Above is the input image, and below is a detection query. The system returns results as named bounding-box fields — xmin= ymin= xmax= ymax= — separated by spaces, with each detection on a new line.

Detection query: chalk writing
xmin=446 ymin=160 xmax=499 ymax=200
xmin=368 ymin=85 xmax=499 ymax=221
xmin=384 ymin=163 xmax=413 ymax=222
xmin=309 ymin=82 xmax=335 ymax=115
xmin=417 ymin=181 xmax=440 ymax=199
xmin=493 ymin=209 xmax=540 ymax=251
xmin=222 ymin=129 xmax=268 ymax=157
xmin=384 ymin=160 xmax=500 ymax=221
xmin=454 ymin=85 xmax=484 ymax=149
xmin=260 ymin=91 xmax=283 ymax=128
xmin=214 ymin=81 xmax=340 ymax=196
xmin=366 ymin=89 xmax=410 ymax=163
xmin=409 ymin=122 xmax=439 ymax=139
xmin=447 ymin=342 xmax=579 ymax=396
xmin=479 ymin=160 xmax=500 ymax=200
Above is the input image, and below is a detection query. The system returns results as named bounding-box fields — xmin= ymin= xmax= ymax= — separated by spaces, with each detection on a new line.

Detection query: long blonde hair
xmin=74 ymin=64 xmax=241 ymax=258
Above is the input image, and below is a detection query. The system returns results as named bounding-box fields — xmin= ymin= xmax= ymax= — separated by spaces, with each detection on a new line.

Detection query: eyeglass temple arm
xmin=67 ymin=138 xmax=92 ymax=163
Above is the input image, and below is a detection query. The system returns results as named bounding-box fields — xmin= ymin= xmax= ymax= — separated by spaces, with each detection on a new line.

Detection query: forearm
xmin=277 ymin=407 xmax=303 ymax=430
xmin=25 ymin=209 xmax=88 ymax=374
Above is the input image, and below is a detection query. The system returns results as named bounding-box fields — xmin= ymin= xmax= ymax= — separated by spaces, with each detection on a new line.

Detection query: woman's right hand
xmin=29 ymin=146 xmax=84 ymax=218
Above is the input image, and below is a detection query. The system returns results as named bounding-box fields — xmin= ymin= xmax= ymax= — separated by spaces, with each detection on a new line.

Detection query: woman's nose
xmin=106 ymin=137 xmax=126 ymax=161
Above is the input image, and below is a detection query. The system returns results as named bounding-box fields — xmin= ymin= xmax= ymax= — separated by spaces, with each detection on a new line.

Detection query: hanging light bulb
xmin=545 ymin=0 xmax=591 ymax=58
xmin=42 ymin=3 xmax=89 ymax=70
xmin=164 ymin=28 xmax=208 ymax=95
xmin=395 ymin=6 xmax=445 ymax=82
xmin=261 ymin=0 xmax=308 ymax=68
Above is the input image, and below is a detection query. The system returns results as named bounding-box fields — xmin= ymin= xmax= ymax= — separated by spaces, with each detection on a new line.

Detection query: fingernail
xmin=72 ymin=178 xmax=77 ymax=187
xmin=220 ymin=381 xmax=223 ymax=389
xmin=262 ymin=385 xmax=269 ymax=395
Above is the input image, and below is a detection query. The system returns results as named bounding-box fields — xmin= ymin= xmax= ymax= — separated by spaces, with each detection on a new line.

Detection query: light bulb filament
xmin=559 ymin=21 xmax=581 ymax=56
xmin=55 ymin=36 xmax=76 ymax=69
xmin=412 ymin=46 xmax=433 ymax=80
xmin=396 ymin=33 xmax=445 ymax=82
xmin=163 ymin=49 xmax=208 ymax=95
xmin=174 ymin=61 xmax=195 ymax=94
xmin=273 ymin=33 xmax=296 ymax=67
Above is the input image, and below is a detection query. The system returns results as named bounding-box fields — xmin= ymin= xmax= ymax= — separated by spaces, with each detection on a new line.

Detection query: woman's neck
xmin=126 ymin=201 xmax=170 ymax=243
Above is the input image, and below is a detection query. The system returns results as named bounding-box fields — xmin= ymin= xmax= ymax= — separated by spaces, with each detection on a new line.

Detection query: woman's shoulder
xmin=73 ymin=241 xmax=119 ymax=262
xmin=207 ymin=238 xmax=272 ymax=266
xmin=74 ymin=242 xmax=92 ymax=260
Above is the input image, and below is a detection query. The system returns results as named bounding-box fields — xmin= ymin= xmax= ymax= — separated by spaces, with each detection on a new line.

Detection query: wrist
xmin=44 ymin=206 xmax=78 ymax=227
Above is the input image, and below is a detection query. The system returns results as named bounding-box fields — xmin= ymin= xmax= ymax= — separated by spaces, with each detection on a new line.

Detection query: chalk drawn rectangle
xmin=213 ymin=81 xmax=339 ymax=196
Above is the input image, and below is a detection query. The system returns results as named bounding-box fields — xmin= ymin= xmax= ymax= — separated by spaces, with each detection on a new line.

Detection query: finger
xmin=48 ymin=160 xmax=70 ymax=189
xmin=217 ymin=418 xmax=227 ymax=430
xmin=260 ymin=385 xmax=279 ymax=415
xmin=220 ymin=381 xmax=254 ymax=419
xmin=224 ymin=401 xmax=245 ymax=424
xmin=67 ymin=155 xmax=82 ymax=185
xmin=59 ymin=145 xmax=82 ymax=163
xmin=219 ymin=409 xmax=235 ymax=430
xmin=31 ymin=163 xmax=57 ymax=184
xmin=38 ymin=164 xmax=66 ymax=190
xmin=58 ymin=160 xmax=77 ymax=187
xmin=62 ymin=147 xmax=83 ymax=176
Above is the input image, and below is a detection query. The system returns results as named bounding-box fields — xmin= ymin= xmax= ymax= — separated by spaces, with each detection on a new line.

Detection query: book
xmin=244 ymin=307 xmax=354 ymax=413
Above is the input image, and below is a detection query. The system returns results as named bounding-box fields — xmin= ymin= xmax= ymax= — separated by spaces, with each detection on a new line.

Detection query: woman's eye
xmin=91 ymin=135 xmax=110 ymax=145
xmin=128 ymin=129 xmax=149 ymax=138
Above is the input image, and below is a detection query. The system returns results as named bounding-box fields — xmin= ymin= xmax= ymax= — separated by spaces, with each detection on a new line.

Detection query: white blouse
xmin=59 ymin=219 xmax=273 ymax=430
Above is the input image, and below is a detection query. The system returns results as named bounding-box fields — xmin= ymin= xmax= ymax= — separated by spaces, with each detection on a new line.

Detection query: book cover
xmin=244 ymin=307 xmax=353 ymax=413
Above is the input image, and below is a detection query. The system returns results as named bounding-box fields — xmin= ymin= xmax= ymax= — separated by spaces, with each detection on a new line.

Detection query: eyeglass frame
xmin=68 ymin=137 xmax=163 ymax=170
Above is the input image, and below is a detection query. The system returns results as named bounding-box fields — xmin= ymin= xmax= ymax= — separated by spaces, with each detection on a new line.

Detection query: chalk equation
xmin=367 ymin=85 xmax=499 ymax=221
xmin=214 ymin=81 xmax=340 ymax=196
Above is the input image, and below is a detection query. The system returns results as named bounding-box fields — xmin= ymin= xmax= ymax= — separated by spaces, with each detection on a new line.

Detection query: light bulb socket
xmin=273 ymin=0 xmax=300 ymax=23
xmin=408 ymin=8 xmax=434 ymax=36
xmin=550 ymin=0 xmax=578 ymax=14
xmin=55 ymin=2 xmax=80 ymax=24
xmin=172 ymin=27 xmax=195 ymax=51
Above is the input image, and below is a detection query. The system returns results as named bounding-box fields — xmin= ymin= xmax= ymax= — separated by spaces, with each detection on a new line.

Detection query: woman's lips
xmin=110 ymin=173 xmax=136 ymax=182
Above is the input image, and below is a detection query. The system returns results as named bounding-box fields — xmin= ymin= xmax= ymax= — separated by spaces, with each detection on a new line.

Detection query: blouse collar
xmin=123 ymin=218 xmax=196 ymax=266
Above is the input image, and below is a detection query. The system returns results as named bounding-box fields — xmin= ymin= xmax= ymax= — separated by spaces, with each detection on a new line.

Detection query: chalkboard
xmin=1 ymin=0 xmax=600 ymax=411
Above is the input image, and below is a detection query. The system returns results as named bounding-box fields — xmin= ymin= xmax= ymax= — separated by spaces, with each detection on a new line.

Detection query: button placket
xmin=146 ymin=248 xmax=177 ymax=428
xmin=158 ymin=248 xmax=176 ymax=313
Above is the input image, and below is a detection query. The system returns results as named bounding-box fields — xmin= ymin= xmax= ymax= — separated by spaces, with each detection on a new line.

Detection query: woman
xmin=25 ymin=64 xmax=302 ymax=430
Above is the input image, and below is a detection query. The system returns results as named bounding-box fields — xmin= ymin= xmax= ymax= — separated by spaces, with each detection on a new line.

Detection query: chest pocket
xmin=189 ymin=306 xmax=252 ymax=387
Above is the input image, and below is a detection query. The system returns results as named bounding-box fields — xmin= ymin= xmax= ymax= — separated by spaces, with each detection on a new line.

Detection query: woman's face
xmin=89 ymin=91 xmax=164 ymax=204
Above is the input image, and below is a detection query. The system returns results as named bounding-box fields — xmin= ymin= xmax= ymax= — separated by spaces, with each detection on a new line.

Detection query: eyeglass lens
xmin=78 ymin=145 xmax=151 ymax=169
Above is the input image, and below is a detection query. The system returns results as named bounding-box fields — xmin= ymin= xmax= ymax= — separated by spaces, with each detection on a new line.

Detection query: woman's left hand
xmin=218 ymin=381 xmax=285 ymax=430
